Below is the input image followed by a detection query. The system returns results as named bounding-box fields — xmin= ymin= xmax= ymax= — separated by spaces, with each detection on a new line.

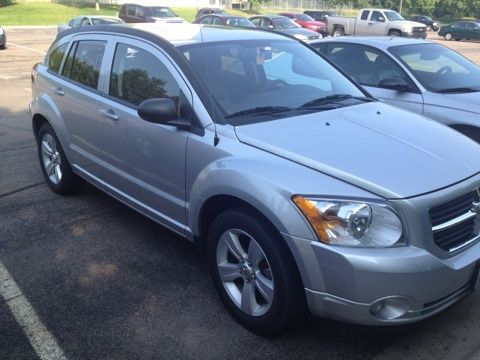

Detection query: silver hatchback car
xmin=30 ymin=24 xmax=480 ymax=334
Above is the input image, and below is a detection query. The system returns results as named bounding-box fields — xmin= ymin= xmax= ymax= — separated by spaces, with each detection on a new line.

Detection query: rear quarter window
xmin=48 ymin=43 xmax=68 ymax=73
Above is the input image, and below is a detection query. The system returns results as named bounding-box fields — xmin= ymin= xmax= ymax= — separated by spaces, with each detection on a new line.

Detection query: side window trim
xmin=46 ymin=40 xmax=71 ymax=75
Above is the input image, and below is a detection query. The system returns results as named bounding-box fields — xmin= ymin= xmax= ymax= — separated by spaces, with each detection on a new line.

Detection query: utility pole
xmin=399 ymin=0 xmax=403 ymax=14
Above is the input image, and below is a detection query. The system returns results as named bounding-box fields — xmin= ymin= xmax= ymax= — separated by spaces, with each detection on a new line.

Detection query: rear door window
xmin=62 ymin=40 xmax=106 ymax=89
xmin=360 ymin=10 xmax=370 ymax=20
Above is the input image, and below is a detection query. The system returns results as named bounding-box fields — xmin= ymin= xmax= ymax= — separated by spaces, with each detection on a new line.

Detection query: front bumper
xmin=402 ymin=29 xmax=427 ymax=39
xmin=284 ymin=233 xmax=480 ymax=325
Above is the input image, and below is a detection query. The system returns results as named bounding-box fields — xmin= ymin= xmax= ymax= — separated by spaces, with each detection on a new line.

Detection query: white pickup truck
xmin=326 ymin=9 xmax=427 ymax=38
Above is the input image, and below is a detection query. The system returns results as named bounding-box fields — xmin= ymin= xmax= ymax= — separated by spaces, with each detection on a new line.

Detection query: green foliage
xmin=0 ymin=0 xmax=13 ymax=7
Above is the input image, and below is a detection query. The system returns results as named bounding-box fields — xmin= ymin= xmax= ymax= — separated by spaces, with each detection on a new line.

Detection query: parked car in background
xmin=119 ymin=4 xmax=186 ymax=23
xmin=0 ymin=26 xmax=6 ymax=49
xmin=249 ymin=15 xmax=321 ymax=41
xmin=304 ymin=10 xmax=337 ymax=22
xmin=30 ymin=23 xmax=480 ymax=335
xmin=278 ymin=12 xmax=327 ymax=36
xmin=57 ymin=16 xmax=124 ymax=33
xmin=410 ymin=15 xmax=439 ymax=31
xmin=439 ymin=21 xmax=480 ymax=41
xmin=327 ymin=8 xmax=427 ymax=38
xmin=310 ymin=36 xmax=480 ymax=142
xmin=195 ymin=7 xmax=226 ymax=19
xmin=193 ymin=14 xmax=255 ymax=28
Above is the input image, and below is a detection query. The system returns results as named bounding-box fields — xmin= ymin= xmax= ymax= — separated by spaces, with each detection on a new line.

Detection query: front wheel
xmin=207 ymin=208 xmax=306 ymax=334
xmin=332 ymin=27 xmax=344 ymax=37
xmin=37 ymin=123 xmax=82 ymax=195
xmin=389 ymin=30 xmax=401 ymax=37
xmin=444 ymin=32 xmax=453 ymax=40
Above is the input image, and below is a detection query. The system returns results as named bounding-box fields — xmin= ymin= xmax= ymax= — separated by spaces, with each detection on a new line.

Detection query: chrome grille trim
xmin=432 ymin=210 xmax=478 ymax=232
xmin=429 ymin=189 xmax=480 ymax=252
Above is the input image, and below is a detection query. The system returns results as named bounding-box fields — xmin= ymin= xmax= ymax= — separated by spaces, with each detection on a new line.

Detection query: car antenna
xmin=199 ymin=24 xmax=220 ymax=147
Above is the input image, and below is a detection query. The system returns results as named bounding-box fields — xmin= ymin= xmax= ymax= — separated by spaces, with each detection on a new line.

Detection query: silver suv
xmin=30 ymin=24 xmax=480 ymax=334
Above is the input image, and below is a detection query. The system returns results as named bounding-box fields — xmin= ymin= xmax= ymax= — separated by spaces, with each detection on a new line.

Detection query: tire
xmin=444 ymin=32 xmax=453 ymax=40
xmin=332 ymin=27 xmax=344 ymax=37
xmin=37 ymin=123 xmax=82 ymax=195
xmin=455 ymin=38 xmax=461 ymax=41
xmin=207 ymin=207 xmax=306 ymax=335
xmin=389 ymin=30 xmax=401 ymax=37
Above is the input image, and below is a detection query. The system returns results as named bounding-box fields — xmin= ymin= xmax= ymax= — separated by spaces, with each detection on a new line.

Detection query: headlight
xmin=293 ymin=34 xmax=308 ymax=41
xmin=0 ymin=28 xmax=4 ymax=35
xmin=293 ymin=196 xmax=404 ymax=247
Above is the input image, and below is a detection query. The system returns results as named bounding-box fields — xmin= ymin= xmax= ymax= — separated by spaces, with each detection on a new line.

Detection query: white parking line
xmin=8 ymin=42 xmax=46 ymax=55
xmin=0 ymin=261 xmax=67 ymax=360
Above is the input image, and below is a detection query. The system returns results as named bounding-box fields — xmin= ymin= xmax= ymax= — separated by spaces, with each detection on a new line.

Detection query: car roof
xmin=250 ymin=14 xmax=289 ymax=20
xmin=207 ymin=14 xmax=246 ymax=19
xmin=57 ymin=23 xmax=291 ymax=46
xmin=309 ymin=36 xmax=434 ymax=50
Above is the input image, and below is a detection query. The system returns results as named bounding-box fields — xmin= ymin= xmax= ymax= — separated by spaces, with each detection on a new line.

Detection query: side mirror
xmin=378 ymin=16 xmax=386 ymax=22
xmin=379 ymin=77 xmax=410 ymax=92
xmin=138 ymin=98 xmax=178 ymax=123
xmin=268 ymin=24 xmax=274 ymax=29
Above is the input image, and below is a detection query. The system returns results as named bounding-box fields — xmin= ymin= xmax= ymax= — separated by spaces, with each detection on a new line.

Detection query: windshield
xmin=273 ymin=18 xmax=299 ymax=29
xmin=389 ymin=43 xmax=480 ymax=93
xmin=297 ymin=14 xmax=314 ymax=21
xmin=384 ymin=11 xmax=404 ymax=21
xmin=179 ymin=40 xmax=366 ymax=125
xmin=226 ymin=17 xmax=256 ymax=28
xmin=147 ymin=7 xmax=176 ymax=18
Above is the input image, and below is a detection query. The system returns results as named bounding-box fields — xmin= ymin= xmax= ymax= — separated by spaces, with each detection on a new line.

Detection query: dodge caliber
xmin=29 ymin=23 xmax=480 ymax=334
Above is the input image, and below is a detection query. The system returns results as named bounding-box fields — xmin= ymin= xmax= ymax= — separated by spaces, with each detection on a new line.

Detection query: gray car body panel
xmin=30 ymin=25 xmax=480 ymax=326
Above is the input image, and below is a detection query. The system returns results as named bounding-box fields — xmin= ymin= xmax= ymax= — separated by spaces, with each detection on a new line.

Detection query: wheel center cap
xmin=239 ymin=265 xmax=253 ymax=281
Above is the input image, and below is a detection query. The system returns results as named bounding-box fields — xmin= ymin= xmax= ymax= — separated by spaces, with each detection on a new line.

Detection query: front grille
xmin=413 ymin=27 xmax=426 ymax=32
xmin=429 ymin=189 xmax=480 ymax=252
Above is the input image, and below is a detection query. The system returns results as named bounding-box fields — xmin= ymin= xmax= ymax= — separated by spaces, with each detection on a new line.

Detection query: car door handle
xmin=52 ymin=87 xmax=64 ymax=96
xmin=99 ymin=109 xmax=119 ymax=121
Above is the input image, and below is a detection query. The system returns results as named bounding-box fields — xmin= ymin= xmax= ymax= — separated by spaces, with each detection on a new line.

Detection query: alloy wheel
xmin=41 ymin=133 xmax=62 ymax=185
xmin=216 ymin=228 xmax=274 ymax=317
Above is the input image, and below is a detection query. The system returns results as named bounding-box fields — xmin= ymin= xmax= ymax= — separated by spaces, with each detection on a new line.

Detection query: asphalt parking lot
xmin=1 ymin=28 xmax=480 ymax=360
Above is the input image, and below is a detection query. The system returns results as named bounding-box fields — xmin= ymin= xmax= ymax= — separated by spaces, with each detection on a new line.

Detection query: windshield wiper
xmin=300 ymin=94 xmax=373 ymax=108
xmin=225 ymin=106 xmax=292 ymax=119
xmin=437 ymin=87 xmax=479 ymax=94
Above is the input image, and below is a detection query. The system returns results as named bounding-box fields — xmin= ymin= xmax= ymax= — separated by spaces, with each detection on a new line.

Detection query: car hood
xmin=234 ymin=102 xmax=480 ymax=199
xmin=302 ymin=20 xmax=326 ymax=27
xmin=280 ymin=27 xmax=319 ymax=36
xmin=394 ymin=20 xmax=426 ymax=28
xmin=425 ymin=92 xmax=480 ymax=114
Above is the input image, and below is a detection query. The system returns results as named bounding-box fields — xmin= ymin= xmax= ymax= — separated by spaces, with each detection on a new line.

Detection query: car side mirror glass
xmin=138 ymin=98 xmax=178 ymax=123
xmin=268 ymin=24 xmax=274 ymax=29
xmin=379 ymin=77 xmax=410 ymax=92
xmin=378 ymin=16 xmax=386 ymax=22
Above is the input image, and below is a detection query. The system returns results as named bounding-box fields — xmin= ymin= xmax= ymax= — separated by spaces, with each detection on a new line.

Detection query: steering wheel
xmin=435 ymin=65 xmax=452 ymax=77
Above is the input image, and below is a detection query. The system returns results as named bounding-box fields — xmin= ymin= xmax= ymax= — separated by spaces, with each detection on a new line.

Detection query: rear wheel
xmin=207 ymin=208 xmax=306 ymax=335
xmin=332 ymin=27 xmax=344 ymax=37
xmin=444 ymin=32 xmax=453 ymax=40
xmin=37 ymin=123 xmax=82 ymax=195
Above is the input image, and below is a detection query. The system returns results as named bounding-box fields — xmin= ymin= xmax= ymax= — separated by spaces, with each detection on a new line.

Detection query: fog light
xmin=370 ymin=297 xmax=412 ymax=320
